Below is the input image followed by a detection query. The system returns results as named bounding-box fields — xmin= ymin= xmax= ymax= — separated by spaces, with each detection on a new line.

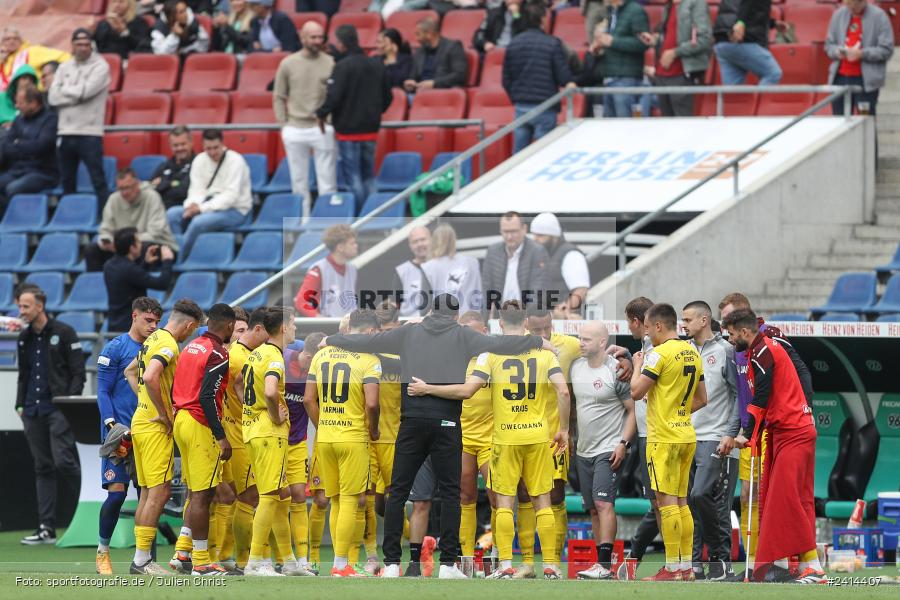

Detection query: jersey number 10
xmin=319 ymin=361 xmax=351 ymax=404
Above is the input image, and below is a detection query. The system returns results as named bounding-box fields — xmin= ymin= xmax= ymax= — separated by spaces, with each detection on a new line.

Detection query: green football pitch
xmin=0 ymin=530 xmax=898 ymax=599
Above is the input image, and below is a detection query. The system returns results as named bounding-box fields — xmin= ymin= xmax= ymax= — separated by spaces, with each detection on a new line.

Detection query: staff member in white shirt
xmin=530 ymin=212 xmax=590 ymax=318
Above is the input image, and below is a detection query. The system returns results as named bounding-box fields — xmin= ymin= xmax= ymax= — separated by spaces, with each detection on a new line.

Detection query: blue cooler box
xmin=878 ymin=492 xmax=900 ymax=563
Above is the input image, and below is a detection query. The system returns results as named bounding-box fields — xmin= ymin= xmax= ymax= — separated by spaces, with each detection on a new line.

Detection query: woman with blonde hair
xmin=422 ymin=224 xmax=483 ymax=314
xmin=211 ymin=0 xmax=254 ymax=54
xmin=94 ymin=0 xmax=152 ymax=58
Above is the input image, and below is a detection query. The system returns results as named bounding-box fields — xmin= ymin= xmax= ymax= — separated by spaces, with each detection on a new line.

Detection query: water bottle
xmin=116 ymin=432 xmax=132 ymax=458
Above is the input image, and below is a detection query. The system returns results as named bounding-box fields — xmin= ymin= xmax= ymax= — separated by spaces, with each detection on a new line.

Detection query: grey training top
xmin=689 ymin=332 xmax=741 ymax=455
xmin=572 ymin=355 xmax=632 ymax=457
xmin=636 ymin=335 xmax=653 ymax=438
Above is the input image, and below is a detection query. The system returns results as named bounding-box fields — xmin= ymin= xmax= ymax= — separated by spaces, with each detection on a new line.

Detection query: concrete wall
xmin=587 ymin=117 xmax=875 ymax=317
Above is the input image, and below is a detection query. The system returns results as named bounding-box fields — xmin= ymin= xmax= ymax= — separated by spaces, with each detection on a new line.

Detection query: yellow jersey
xmin=223 ymin=341 xmax=252 ymax=448
xmin=308 ymin=346 xmax=381 ymax=444
xmin=461 ymin=357 xmax=493 ymax=446
xmin=544 ymin=331 xmax=580 ymax=433
xmin=242 ymin=342 xmax=288 ymax=443
xmin=472 ymin=348 xmax=562 ymax=446
xmin=641 ymin=338 xmax=703 ymax=444
xmin=131 ymin=329 xmax=180 ymax=435
xmin=375 ymin=354 xmax=402 ymax=444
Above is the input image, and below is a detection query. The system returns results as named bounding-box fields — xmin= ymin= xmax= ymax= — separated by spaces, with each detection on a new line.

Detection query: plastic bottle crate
xmin=832 ymin=528 xmax=884 ymax=567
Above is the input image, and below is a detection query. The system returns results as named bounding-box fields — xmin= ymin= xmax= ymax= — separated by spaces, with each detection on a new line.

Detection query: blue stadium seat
xmin=243 ymin=193 xmax=302 ymax=232
xmin=218 ymin=271 xmax=269 ymax=309
xmin=818 ymin=312 xmax=860 ymax=322
xmin=22 ymin=233 xmax=85 ymax=273
xmin=358 ymin=193 xmax=406 ymax=231
xmin=21 ymin=272 xmax=65 ymax=312
xmin=430 ymin=152 xmax=472 ymax=183
xmin=130 ymin=155 xmax=167 ymax=181
xmin=0 ymin=194 xmax=48 ymax=233
xmin=159 ymin=310 xmax=172 ymax=325
xmin=876 ymin=242 xmax=900 ymax=275
xmin=768 ymin=312 xmax=808 ymax=321
xmin=59 ymin=272 xmax=109 ymax=312
xmin=302 ymin=193 xmax=355 ymax=231
xmin=376 ymin=152 xmax=422 ymax=192
xmin=876 ymin=313 xmax=900 ymax=322
xmin=174 ymin=232 xmax=235 ymax=272
xmin=0 ymin=234 xmax=28 ymax=271
xmin=225 ymin=232 xmax=283 ymax=272
xmin=259 ymin=158 xmax=292 ymax=195
xmin=810 ymin=272 xmax=878 ymax=317
xmin=0 ymin=273 xmax=15 ymax=313
xmin=56 ymin=311 xmax=97 ymax=356
xmin=162 ymin=272 xmax=218 ymax=310
xmin=77 ymin=157 xmax=117 ymax=194
xmin=147 ymin=288 xmax=167 ymax=304
xmin=244 ymin=153 xmax=269 ymax=194
xmin=0 ymin=339 xmax=16 ymax=366
xmin=44 ymin=194 xmax=98 ymax=233
xmin=286 ymin=233 xmax=327 ymax=268
xmin=870 ymin=274 xmax=900 ymax=314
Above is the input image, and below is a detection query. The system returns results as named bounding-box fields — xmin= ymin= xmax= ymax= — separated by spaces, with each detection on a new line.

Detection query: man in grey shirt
xmin=571 ymin=321 xmax=635 ymax=579
xmin=682 ymin=301 xmax=741 ymax=581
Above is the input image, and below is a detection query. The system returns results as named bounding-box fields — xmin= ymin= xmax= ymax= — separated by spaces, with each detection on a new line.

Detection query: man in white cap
xmin=530 ymin=212 xmax=589 ymax=318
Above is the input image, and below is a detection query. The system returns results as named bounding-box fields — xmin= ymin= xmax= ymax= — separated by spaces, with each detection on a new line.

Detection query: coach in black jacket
xmin=404 ymin=17 xmax=468 ymax=92
xmin=15 ymin=283 xmax=84 ymax=545
xmin=324 ymin=294 xmax=552 ymax=573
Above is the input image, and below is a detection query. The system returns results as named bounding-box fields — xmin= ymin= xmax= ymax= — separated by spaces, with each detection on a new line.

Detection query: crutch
xmin=743 ymin=446 xmax=758 ymax=583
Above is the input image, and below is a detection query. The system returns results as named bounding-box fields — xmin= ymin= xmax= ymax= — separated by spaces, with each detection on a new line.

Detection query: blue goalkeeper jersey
xmin=96 ymin=332 xmax=142 ymax=440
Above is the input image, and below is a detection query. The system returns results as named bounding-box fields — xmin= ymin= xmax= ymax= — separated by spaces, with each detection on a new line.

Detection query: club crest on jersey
xmin=593 ymin=379 xmax=604 ymax=390
xmin=707 ymin=355 xmax=717 ymax=366
xmin=104 ymin=469 xmax=116 ymax=481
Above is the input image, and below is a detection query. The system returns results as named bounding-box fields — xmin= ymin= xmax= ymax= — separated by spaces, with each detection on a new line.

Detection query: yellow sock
xmin=192 ymin=540 xmax=211 ymax=568
xmin=552 ymin=502 xmax=567 ymax=557
xmin=679 ymin=504 xmax=694 ymax=567
xmin=659 ymin=505 xmax=682 ymax=569
xmin=334 ymin=495 xmax=358 ymax=559
xmin=208 ymin=503 xmax=219 ymax=562
xmin=233 ymin=501 xmax=254 ymax=567
xmin=134 ymin=525 xmax=156 ymax=552
xmin=309 ymin=503 xmax=327 ymax=563
xmin=495 ymin=508 xmax=514 ymax=562
xmin=249 ymin=496 xmax=276 ymax=562
xmin=490 ymin=507 xmax=497 ymax=548
xmin=290 ymin=501 xmax=309 ymax=562
xmin=348 ymin=500 xmax=366 ymax=564
xmin=460 ymin=503 xmax=477 ymax=556
xmin=329 ymin=498 xmax=340 ymax=549
xmin=364 ymin=495 xmax=377 ymax=558
xmin=517 ymin=501 xmax=535 ymax=564
xmin=217 ymin=503 xmax=235 ymax=560
xmin=273 ymin=497 xmax=295 ymax=563
xmin=267 ymin=529 xmax=284 ymax=564
xmin=800 ymin=548 xmax=818 ymax=562
xmin=535 ymin=507 xmax=557 ymax=565
xmin=175 ymin=530 xmax=193 ymax=553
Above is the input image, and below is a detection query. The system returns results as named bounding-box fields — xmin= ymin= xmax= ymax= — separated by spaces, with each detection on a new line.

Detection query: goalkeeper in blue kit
xmin=95 ymin=297 xmax=163 ymax=575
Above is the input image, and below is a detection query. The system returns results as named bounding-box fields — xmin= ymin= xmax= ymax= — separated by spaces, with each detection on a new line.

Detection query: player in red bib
xmin=722 ymin=309 xmax=825 ymax=585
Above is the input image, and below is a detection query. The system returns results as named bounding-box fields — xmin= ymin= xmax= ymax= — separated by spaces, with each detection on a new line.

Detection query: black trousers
xmin=21 ymin=409 xmax=81 ymax=529
xmin=384 ymin=417 xmax=462 ymax=566
xmin=58 ymin=135 xmax=109 ymax=210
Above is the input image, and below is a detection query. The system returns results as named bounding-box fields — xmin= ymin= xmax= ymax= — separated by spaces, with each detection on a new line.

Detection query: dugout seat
xmin=162 ymin=272 xmax=218 ymax=310
xmin=0 ymin=194 xmax=48 ymax=233
xmin=357 ymin=192 xmax=406 ymax=231
xmin=386 ymin=11 xmax=439 ymax=46
xmin=812 ymin=393 xmax=851 ymax=499
xmin=442 ymin=9 xmax=486 ymax=48
xmin=238 ymin=52 xmax=288 ymax=91
xmin=44 ymin=194 xmax=98 ymax=234
xmin=0 ymin=235 xmax=27 ymax=272
xmin=121 ymin=54 xmax=180 ymax=92
xmin=180 ymin=53 xmax=238 ymax=92
xmin=376 ymin=152 xmax=422 ymax=192
xmin=21 ymin=272 xmax=65 ymax=312
xmin=130 ymin=155 xmax=167 ymax=181
xmin=329 ymin=13 xmax=383 ymax=49
xmin=243 ymin=193 xmax=302 ymax=232
xmin=22 ymin=233 xmax=85 ymax=273
xmin=864 ymin=395 xmax=900 ymax=499
xmin=225 ymin=232 xmax=284 ymax=272
xmin=218 ymin=271 xmax=269 ymax=309
xmin=59 ymin=272 xmax=109 ymax=313
xmin=810 ymin=272 xmax=878 ymax=317
xmin=174 ymin=232 xmax=235 ymax=272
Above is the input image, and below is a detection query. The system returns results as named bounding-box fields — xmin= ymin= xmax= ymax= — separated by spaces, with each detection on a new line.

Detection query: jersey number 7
xmin=680 ymin=365 xmax=696 ymax=408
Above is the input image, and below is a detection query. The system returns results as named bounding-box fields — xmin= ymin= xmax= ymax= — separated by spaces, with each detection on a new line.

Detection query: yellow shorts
xmin=318 ymin=441 xmax=370 ymax=498
xmin=490 ymin=442 xmax=553 ymax=497
xmin=222 ymin=458 xmax=232 ymax=484
xmin=739 ymin=431 xmax=768 ymax=482
xmin=247 ymin=436 xmax=288 ymax=495
xmin=173 ymin=410 xmax=223 ymax=492
xmin=133 ymin=430 xmax=175 ymax=488
xmin=228 ymin=445 xmax=255 ymax=494
xmin=646 ymin=441 xmax=695 ymax=498
xmin=370 ymin=443 xmax=395 ymax=494
xmin=463 ymin=444 xmax=492 ymax=469
xmin=308 ymin=443 xmax=324 ymax=491
xmin=286 ymin=440 xmax=309 ymax=487
xmin=552 ymin=448 xmax=569 ymax=482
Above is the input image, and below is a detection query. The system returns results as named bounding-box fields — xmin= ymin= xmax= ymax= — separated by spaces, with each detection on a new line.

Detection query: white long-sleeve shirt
xmin=422 ymin=254 xmax=484 ymax=313
xmin=184 ymin=149 xmax=252 ymax=215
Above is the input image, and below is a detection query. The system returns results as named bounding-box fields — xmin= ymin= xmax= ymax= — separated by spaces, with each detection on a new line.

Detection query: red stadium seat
xmin=480 ymin=48 xmax=505 ymax=90
xmin=879 ymin=2 xmax=900 ymax=46
xmin=466 ymin=88 xmax=513 ymax=126
xmin=102 ymin=53 xmax=121 ymax=92
xmin=122 ymin=54 xmax=180 ymax=92
xmin=396 ymin=88 xmax=467 ymax=171
xmin=383 ymin=87 xmax=408 ymax=122
xmin=180 ymin=53 xmax=238 ymax=92
xmin=290 ymin=12 xmax=328 ymax=31
xmin=329 ymin=13 xmax=383 ymax=49
xmin=230 ymin=92 xmax=279 ymax=165
xmin=442 ymin=9 xmax=486 ymax=48
xmin=375 ymin=127 xmax=394 ymax=172
xmin=105 ymin=132 xmax=157 ymax=169
xmin=386 ymin=10 xmax=439 ymax=47
xmin=223 ymin=130 xmax=273 ymax=157
xmin=104 ymin=96 xmax=114 ymax=125
xmin=465 ymin=49 xmax=480 ymax=86
xmin=553 ymin=7 xmax=587 ymax=47
xmin=557 ymin=92 xmax=586 ymax=123
xmin=238 ymin=52 xmax=289 ymax=91
xmin=755 ymin=91 xmax=816 ymax=115
xmin=708 ymin=4 xmax=719 ymax=26
xmin=276 ymin=0 xmax=298 ymax=12
xmin=172 ymin=92 xmax=230 ymax=125
xmin=196 ymin=14 xmax=213 ymax=38
xmin=113 ymin=93 xmax=173 ymax=125
xmin=770 ymin=43 xmax=819 ymax=84
xmin=782 ymin=4 xmax=835 ymax=43
xmin=697 ymin=93 xmax=759 ymax=116
xmin=645 ymin=5 xmax=664 ymax=33
xmin=338 ymin=0 xmax=369 ymax=12
xmin=454 ymin=89 xmax=513 ymax=176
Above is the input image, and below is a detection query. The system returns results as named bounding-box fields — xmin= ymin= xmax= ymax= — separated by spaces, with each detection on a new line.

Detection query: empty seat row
xmin=810 ymin=271 xmax=900 ymax=318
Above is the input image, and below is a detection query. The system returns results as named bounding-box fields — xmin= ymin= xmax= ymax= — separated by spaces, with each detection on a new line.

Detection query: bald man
xmin=393 ymin=226 xmax=432 ymax=317
xmin=571 ymin=321 xmax=636 ymax=579
xmin=274 ymin=20 xmax=337 ymax=221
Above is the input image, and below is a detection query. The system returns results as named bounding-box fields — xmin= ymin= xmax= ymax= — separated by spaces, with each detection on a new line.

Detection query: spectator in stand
xmin=316 ymin=25 xmax=392 ymax=211
xmin=48 ymin=29 xmax=111 ymax=209
xmin=167 ymin=128 xmax=252 ymax=257
xmin=275 ymin=21 xmax=336 ymax=221
xmin=578 ymin=23 xmax=607 ymax=116
xmin=503 ymin=1 xmax=574 ymax=153
xmin=529 ymin=212 xmax=589 ymax=318
xmin=104 ymin=227 xmax=175 ymax=332
xmin=481 ymin=211 xmax=550 ymax=317
xmin=473 ymin=0 xmax=526 ymax=54
xmin=151 ymin=125 xmax=194 ymax=210
xmin=297 ymin=0 xmax=340 ymax=18
xmin=403 ymin=17 xmax=468 ymax=93
xmin=294 ymin=224 xmax=359 ymax=317
xmin=581 ymin=0 xmax=608 ymax=45
xmin=713 ymin=0 xmax=782 ymax=86
xmin=0 ymin=64 xmax=39 ymax=130
xmin=0 ymin=87 xmax=58 ymax=213
xmin=377 ymin=29 xmax=413 ymax=89
xmin=151 ymin=0 xmax=211 ymax=55
xmin=249 ymin=0 xmax=301 ymax=53
xmin=393 ymin=226 xmax=432 ymax=317
xmin=422 ymin=224 xmax=484 ymax=314
xmin=40 ymin=61 xmax=58 ymax=95
xmin=639 ymin=0 xmax=712 ymax=117
xmin=86 ymin=168 xmax=180 ymax=272
xmin=825 ymin=0 xmax=894 ymax=116
xmin=94 ymin=0 xmax=153 ymax=59
xmin=1 ymin=27 xmax=69 ymax=100
xmin=15 ymin=283 xmax=85 ymax=547
xmin=594 ymin=0 xmax=649 ymax=117
xmin=211 ymin=0 xmax=254 ymax=54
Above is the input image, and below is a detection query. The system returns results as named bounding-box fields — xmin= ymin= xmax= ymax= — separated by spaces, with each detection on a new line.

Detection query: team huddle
xmin=92 ymin=290 xmax=823 ymax=583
